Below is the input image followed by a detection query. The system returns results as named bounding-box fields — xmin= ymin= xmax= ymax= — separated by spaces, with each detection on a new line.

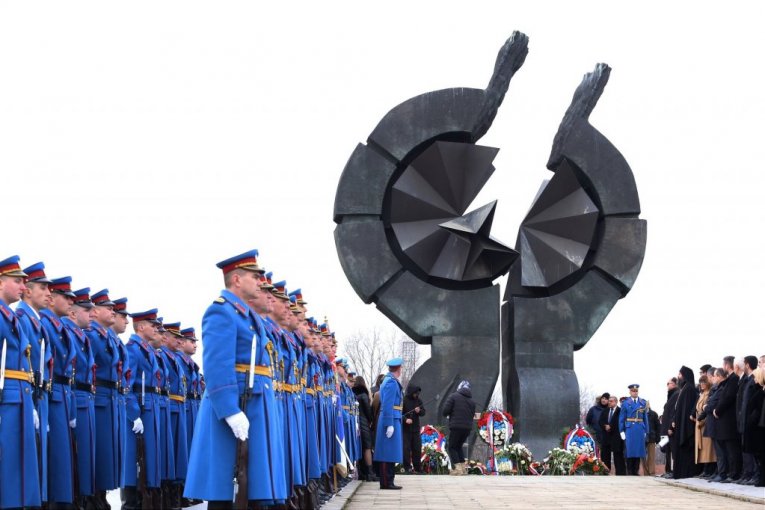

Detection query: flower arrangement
xmin=540 ymin=427 xmax=610 ymax=476
xmin=420 ymin=443 xmax=450 ymax=474
xmin=477 ymin=409 xmax=514 ymax=446
xmin=563 ymin=425 xmax=597 ymax=456
xmin=494 ymin=442 xmax=537 ymax=475
xmin=569 ymin=451 xmax=608 ymax=475
xmin=465 ymin=460 xmax=489 ymax=475
xmin=542 ymin=447 xmax=575 ymax=475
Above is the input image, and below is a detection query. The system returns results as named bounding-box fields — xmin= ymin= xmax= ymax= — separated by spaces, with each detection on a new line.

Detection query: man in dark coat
xmin=738 ymin=356 xmax=760 ymax=485
xmin=401 ymin=384 xmax=426 ymax=473
xmin=642 ymin=402 xmax=661 ymax=476
xmin=670 ymin=366 xmax=698 ymax=479
xmin=442 ymin=380 xmax=476 ymax=475
xmin=599 ymin=396 xmax=625 ymax=475
xmin=586 ymin=393 xmax=609 ymax=447
xmin=710 ymin=363 xmax=742 ymax=483
xmin=661 ymin=377 xmax=679 ymax=477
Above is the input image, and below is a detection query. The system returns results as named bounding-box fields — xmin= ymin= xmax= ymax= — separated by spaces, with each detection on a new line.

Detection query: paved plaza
xmin=341 ymin=476 xmax=764 ymax=509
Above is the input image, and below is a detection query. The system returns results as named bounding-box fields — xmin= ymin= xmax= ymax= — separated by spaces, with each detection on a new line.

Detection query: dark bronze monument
xmin=333 ymin=32 xmax=646 ymax=457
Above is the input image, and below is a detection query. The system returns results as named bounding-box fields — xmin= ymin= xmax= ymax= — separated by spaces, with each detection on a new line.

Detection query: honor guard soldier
xmin=185 ymin=250 xmax=287 ymax=509
xmin=17 ymin=262 xmax=54 ymax=506
xmin=619 ymin=384 xmax=649 ymax=475
xmin=0 ymin=256 xmax=42 ymax=509
xmin=110 ymin=296 xmax=133 ymax=488
xmin=123 ymin=309 xmax=163 ymax=510
xmin=41 ymin=276 xmax=79 ymax=507
xmin=161 ymin=321 xmax=189 ymax=509
xmin=87 ymin=288 xmax=126 ymax=506
xmin=65 ymin=288 xmax=98 ymax=507
xmin=374 ymin=357 xmax=404 ymax=490
xmin=153 ymin=317 xmax=177 ymax=507
xmin=179 ymin=326 xmax=200 ymax=454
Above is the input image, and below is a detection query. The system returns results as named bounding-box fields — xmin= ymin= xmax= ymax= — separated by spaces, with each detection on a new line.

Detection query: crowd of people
xmin=0 ymin=251 xmax=373 ymax=510
xmin=586 ymin=355 xmax=765 ymax=487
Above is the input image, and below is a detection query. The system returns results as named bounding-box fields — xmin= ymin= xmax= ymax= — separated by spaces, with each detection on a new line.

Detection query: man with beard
xmin=661 ymin=377 xmax=679 ymax=478
xmin=670 ymin=366 xmax=698 ymax=479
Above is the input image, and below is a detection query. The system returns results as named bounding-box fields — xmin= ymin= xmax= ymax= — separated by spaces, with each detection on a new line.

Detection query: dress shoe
xmin=708 ymin=475 xmax=724 ymax=482
xmin=381 ymin=484 xmax=402 ymax=490
xmin=742 ymin=477 xmax=757 ymax=486
xmin=720 ymin=476 xmax=738 ymax=484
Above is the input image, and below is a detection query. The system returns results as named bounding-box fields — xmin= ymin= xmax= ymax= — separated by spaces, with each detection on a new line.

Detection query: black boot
xmin=366 ymin=463 xmax=379 ymax=482
xmin=121 ymin=486 xmax=139 ymax=510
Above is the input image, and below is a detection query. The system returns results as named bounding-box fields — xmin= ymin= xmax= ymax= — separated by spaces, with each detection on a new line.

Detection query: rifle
xmin=137 ymin=373 xmax=150 ymax=510
xmin=233 ymin=334 xmax=257 ymax=510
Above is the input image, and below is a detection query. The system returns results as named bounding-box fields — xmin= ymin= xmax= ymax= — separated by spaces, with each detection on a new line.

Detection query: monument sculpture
xmin=333 ymin=31 xmax=646 ymax=456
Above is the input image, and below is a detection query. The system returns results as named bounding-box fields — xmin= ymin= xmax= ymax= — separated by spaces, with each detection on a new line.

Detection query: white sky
xmin=1 ymin=2 xmax=762 ymax=413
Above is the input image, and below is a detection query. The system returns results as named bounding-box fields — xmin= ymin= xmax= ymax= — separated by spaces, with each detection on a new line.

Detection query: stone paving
xmin=344 ymin=475 xmax=765 ymax=509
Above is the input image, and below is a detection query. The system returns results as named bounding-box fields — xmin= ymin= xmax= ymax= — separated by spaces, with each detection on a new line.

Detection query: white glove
xmin=33 ymin=409 xmax=40 ymax=430
xmin=620 ymin=431 xmax=626 ymax=440
xmin=132 ymin=418 xmax=144 ymax=434
xmin=386 ymin=425 xmax=394 ymax=438
xmin=225 ymin=411 xmax=250 ymax=441
xmin=69 ymin=418 xmax=77 ymax=429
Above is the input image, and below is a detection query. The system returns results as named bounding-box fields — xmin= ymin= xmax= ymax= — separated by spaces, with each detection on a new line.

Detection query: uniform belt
xmin=315 ymin=385 xmax=324 ymax=391
xmin=393 ymin=405 xmax=402 ymax=411
xmin=626 ymin=418 xmax=643 ymax=422
xmin=95 ymin=378 xmax=119 ymax=390
xmin=305 ymin=387 xmax=316 ymax=395
xmin=342 ymin=405 xmax=350 ymax=410
xmin=132 ymin=384 xmax=163 ymax=395
xmin=53 ymin=374 xmax=74 ymax=386
xmin=283 ymin=383 xmax=300 ymax=393
xmin=3 ymin=369 xmax=34 ymax=383
xmin=74 ymin=381 xmax=96 ymax=394
xmin=234 ymin=364 xmax=273 ymax=377
xmin=301 ymin=377 xmax=307 ymax=386
xmin=169 ymin=393 xmax=186 ymax=403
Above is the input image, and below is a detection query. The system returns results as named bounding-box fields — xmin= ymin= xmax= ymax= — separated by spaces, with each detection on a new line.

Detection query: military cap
xmin=216 ymin=249 xmax=265 ymax=275
xmin=130 ymin=309 xmax=160 ymax=324
xmin=22 ymin=262 xmax=52 ymax=283
xmin=181 ymin=327 xmax=197 ymax=341
xmin=288 ymin=288 xmax=307 ymax=305
xmin=164 ymin=322 xmax=183 ymax=337
xmin=112 ymin=297 xmax=129 ymax=315
xmin=271 ymin=280 xmax=289 ymax=300
xmin=156 ymin=316 xmax=167 ymax=333
xmin=73 ymin=288 xmax=95 ymax=309
xmin=0 ymin=255 xmax=27 ymax=277
xmin=91 ymin=289 xmax=115 ymax=307
xmin=386 ymin=357 xmax=403 ymax=367
xmin=50 ymin=276 xmax=77 ymax=298
xmin=260 ymin=271 xmax=274 ymax=290
xmin=627 ymin=383 xmax=640 ymax=390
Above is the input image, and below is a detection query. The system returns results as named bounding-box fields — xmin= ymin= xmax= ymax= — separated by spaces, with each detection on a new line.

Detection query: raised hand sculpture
xmin=333 ymin=32 xmax=645 ymax=457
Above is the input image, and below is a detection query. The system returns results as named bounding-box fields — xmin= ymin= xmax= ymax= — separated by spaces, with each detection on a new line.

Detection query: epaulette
xmin=214 ymin=296 xmax=225 ymax=304
xmin=0 ymin=306 xmax=11 ymax=321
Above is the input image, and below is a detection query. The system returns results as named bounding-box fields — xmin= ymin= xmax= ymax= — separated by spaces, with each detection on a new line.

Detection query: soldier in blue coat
xmin=179 ymin=327 xmax=200 ymax=454
xmin=160 ymin=321 xmax=189 ymax=509
xmin=619 ymin=383 xmax=649 ymax=475
xmin=0 ymin=256 xmax=41 ymax=509
xmin=153 ymin=318 xmax=176 ymax=505
xmin=87 ymin=288 xmax=126 ymax=506
xmin=110 ymin=296 xmax=132 ymax=489
xmin=374 ymin=357 xmax=404 ymax=490
xmin=16 ymin=262 xmax=54 ymax=505
xmin=123 ymin=309 xmax=163 ymax=510
xmin=64 ymin=288 xmax=98 ymax=507
xmin=184 ymin=250 xmax=287 ymax=509
xmin=41 ymin=276 xmax=78 ymax=506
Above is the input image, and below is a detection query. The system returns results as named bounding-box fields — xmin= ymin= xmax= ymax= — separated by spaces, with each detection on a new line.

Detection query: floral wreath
xmin=563 ymin=425 xmax=597 ymax=456
xmin=477 ymin=409 xmax=514 ymax=447
xmin=419 ymin=425 xmax=449 ymax=474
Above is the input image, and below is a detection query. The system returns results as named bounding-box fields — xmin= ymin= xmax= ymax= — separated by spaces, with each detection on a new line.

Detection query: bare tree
xmin=579 ymin=383 xmax=598 ymax=424
xmin=339 ymin=327 xmax=397 ymax=390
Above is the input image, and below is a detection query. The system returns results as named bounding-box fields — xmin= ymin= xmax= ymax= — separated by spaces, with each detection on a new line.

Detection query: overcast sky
xmin=1 ymin=2 xmax=762 ymax=414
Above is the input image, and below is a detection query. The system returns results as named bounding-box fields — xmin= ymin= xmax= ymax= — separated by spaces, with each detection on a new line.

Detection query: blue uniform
xmin=178 ymin=353 xmax=200 ymax=453
xmin=124 ymin=335 xmax=163 ymax=488
xmin=40 ymin=309 xmax=77 ymax=504
xmin=373 ymin=372 xmax=403 ymax=463
xmin=161 ymin=346 xmax=189 ymax=483
xmin=619 ymin=397 xmax=649 ymax=458
xmin=304 ymin=350 xmax=322 ymax=479
xmin=155 ymin=348 xmax=176 ymax=482
xmin=184 ymin=290 xmax=287 ymax=503
xmin=62 ymin=316 xmax=97 ymax=496
xmin=0 ymin=299 xmax=41 ymax=509
xmin=16 ymin=301 xmax=53 ymax=503
xmin=87 ymin=321 xmax=125 ymax=491
xmin=112 ymin=329 xmax=130 ymax=487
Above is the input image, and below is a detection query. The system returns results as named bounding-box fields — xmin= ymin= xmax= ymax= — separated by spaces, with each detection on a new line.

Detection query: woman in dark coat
xmin=353 ymin=376 xmax=378 ymax=481
xmin=442 ymin=380 xmax=476 ymax=475
xmin=402 ymin=384 xmax=426 ymax=473
xmin=747 ymin=368 xmax=765 ymax=487
xmin=671 ymin=365 xmax=699 ymax=479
